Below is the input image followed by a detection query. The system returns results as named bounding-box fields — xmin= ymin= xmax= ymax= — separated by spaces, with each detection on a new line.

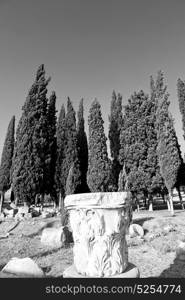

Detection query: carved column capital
xmin=65 ymin=192 xmax=132 ymax=277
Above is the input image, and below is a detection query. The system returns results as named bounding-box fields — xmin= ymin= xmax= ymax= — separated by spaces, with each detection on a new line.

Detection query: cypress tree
xmin=119 ymin=91 xmax=149 ymax=199
xmin=62 ymin=98 xmax=81 ymax=195
xmin=87 ymin=99 xmax=110 ymax=192
xmin=11 ymin=105 xmax=30 ymax=204
xmin=156 ymin=95 xmax=183 ymax=215
xmin=55 ymin=104 xmax=66 ymax=208
xmin=66 ymin=161 xmax=81 ymax=195
xmin=0 ymin=116 xmax=15 ymax=212
xmin=119 ymin=89 xmax=165 ymax=210
xmin=12 ymin=64 xmax=50 ymax=205
xmin=148 ymin=72 xmax=169 ymax=208
xmin=108 ymin=91 xmax=123 ymax=191
xmin=76 ymin=98 xmax=89 ymax=192
xmin=177 ymin=78 xmax=185 ymax=140
xmin=45 ymin=91 xmax=57 ymax=199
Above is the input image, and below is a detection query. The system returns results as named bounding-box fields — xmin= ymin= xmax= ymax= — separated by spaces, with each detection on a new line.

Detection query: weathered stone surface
xmin=41 ymin=210 xmax=55 ymax=219
xmin=3 ymin=208 xmax=17 ymax=218
xmin=63 ymin=263 xmax=140 ymax=278
xmin=10 ymin=203 xmax=17 ymax=210
xmin=31 ymin=208 xmax=41 ymax=217
xmin=65 ymin=192 xmax=132 ymax=277
xmin=65 ymin=191 xmax=131 ymax=208
xmin=129 ymin=224 xmax=144 ymax=238
xmin=24 ymin=213 xmax=32 ymax=220
xmin=18 ymin=206 xmax=29 ymax=215
xmin=1 ymin=257 xmax=45 ymax=277
xmin=0 ymin=213 xmax=5 ymax=222
xmin=40 ymin=226 xmax=65 ymax=248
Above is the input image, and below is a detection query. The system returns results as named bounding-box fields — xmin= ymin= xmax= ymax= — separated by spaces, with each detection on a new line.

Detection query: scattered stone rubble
xmin=1 ymin=257 xmax=45 ymax=278
xmin=0 ymin=203 xmax=59 ymax=221
xmin=41 ymin=226 xmax=66 ymax=249
xmin=129 ymin=223 xmax=144 ymax=238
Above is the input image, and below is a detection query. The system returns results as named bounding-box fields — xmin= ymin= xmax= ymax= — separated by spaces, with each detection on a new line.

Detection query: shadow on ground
xmin=30 ymin=247 xmax=62 ymax=259
xmin=159 ymin=253 xmax=185 ymax=277
xmin=0 ymin=263 xmax=6 ymax=272
xmin=133 ymin=217 xmax=154 ymax=226
xmin=24 ymin=219 xmax=61 ymax=238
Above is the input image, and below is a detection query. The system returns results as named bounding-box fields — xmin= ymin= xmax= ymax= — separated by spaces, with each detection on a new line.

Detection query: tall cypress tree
xmin=0 ymin=116 xmax=15 ymax=212
xmin=12 ymin=64 xmax=50 ymax=205
xmin=177 ymin=78 xmax=185 ymax=140
xmin=55 ymin=104 xmax=66 ymax=207
xmin=12 ymin=99 xmax=31 ymax=204
xmin=87 ymin=99 xmax=110 ymax=192
xmin=148 ymin=72 xmax=169 ymax=208
xmin=119 ymin=91 xmax=150 ymax=200
xmin=108 ymin=91 xmax=123 ymax=191
xmin=31 ymin=65 xmax=50 ymax=204
xmin=45 ymin=91 xmax=57 ymax=198
xmin=156 ymin=95 xmax=183 ymax=215
xmin=76 ymin=98 xmax=89 ymax=192
xmin=63 ymin=98 xmax=81 ymax=195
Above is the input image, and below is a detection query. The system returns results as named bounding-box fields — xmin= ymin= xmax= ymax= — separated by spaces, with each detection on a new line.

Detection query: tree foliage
xmin=45 ymin=91 xmax=57 ymax=196
xmin=87 ymin=99 xmax=110 ymax=192
xmin=12 ymin=64 xmax=50 ymax=203
xmin=147 ymin=71 xmax=167 ymax=195
xmin=0 ymin=116 xmax=15 ymax=192
xmin=177 ymin=78 xmax=185 ymax=140
xmin=55 ymin=104 xmax=66 ymax=199
xmin=76 ymin=99 xmax=89 ymax=192
xmin=119 ymin=90 xmax=150 ymax=195
xmin=108 ymin=91 xmax=123 ymax=191
xmin=156 ymin=95 xmax=182 ymax=192
xmin=62 ymin=98 xmax=81 ymax=195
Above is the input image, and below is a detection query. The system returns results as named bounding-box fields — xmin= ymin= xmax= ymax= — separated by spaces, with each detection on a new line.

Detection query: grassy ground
xmin=0 ymin=209 xmax=185 ymax=277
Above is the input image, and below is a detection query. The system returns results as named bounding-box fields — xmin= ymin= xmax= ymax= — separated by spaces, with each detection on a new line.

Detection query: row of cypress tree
xmin=0 ymin=66 xmax=185 ymax=215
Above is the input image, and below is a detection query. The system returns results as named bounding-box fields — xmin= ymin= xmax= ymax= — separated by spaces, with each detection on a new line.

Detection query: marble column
xmin=63 ymin=192 xmax=139 ymax=278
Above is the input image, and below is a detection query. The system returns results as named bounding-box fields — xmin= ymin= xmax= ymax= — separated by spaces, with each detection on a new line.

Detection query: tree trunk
xmin=58 ymin=193 xmax=64 ymax=212
xmin=0 ymin=191 xmax=5 ymax=213
xmin=148 ymin=202 xmax=153 ymax=211
xmin=167 ymin=199 xmax=170 ymax=211
xmin=143 ymin=193 xmax=148 ymax=209
xmin=144 ymin=198 xmax=147 ymax=209
xmin=40 ymin=193 xmax=44 ymax=211
xmin=35 ymin=194 xmax=39 ymax=206
xmin=53 ymin=198 xmax=57 ymax=209
xmin=15 ymin=197 xmax=18 ymax=207
xmin=165 ymin=194 xmax=171 ymax=211
xmin=161 ymin=193 xmax=165 ymax=204
xmin=177 ymin=186 xmax=184 ymax=210
xmin=169 ymin=190 xmax=174 ymax=216
xmin=148 ymin=194 xmax=153 ymax=211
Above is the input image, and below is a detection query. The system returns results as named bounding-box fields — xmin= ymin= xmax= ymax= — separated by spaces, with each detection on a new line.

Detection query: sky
xmin=1 ymin=0 xmax=185 ymax=158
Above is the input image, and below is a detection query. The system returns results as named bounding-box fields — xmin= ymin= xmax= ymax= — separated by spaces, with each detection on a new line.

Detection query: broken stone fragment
xmin=1 ymin=257 xmax=45 ymax=277
xmin=129 ymin=223 xmax=144 ymax=238
xmin=40 ymin=226 xmax=66 ymax=249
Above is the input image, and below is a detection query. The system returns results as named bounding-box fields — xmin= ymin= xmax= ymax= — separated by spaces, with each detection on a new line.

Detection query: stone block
xmin=129 ymin=224 xmax=144 ymax=238
xmin=40 ymin=226 xmax=65 ymax=249
xmin=1 ymin=257 xmax=45 ymax=277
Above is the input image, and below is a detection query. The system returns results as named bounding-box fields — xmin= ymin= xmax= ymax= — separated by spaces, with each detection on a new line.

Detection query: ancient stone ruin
xmin=63 ymin=192 xmax=139 ymax=278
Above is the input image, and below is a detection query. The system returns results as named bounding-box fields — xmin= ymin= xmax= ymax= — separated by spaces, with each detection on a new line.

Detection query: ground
xmin=0 ymin=209 xmax=185 ymax=277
